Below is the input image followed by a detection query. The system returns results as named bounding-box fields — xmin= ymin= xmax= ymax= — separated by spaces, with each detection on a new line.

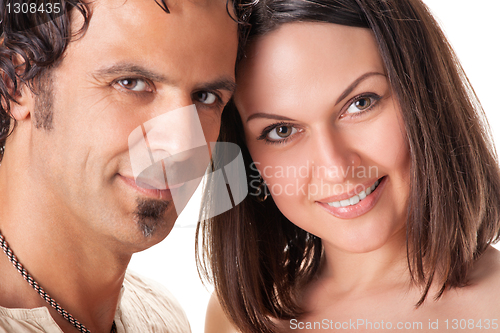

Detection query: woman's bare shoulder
xmin=205 ymin=293 xmax=240 ymax=333
xmin=470 ymin=246 xmax=500 ymax=285
xmin=429 ymin=247 xmax=500 ymax=319
xmin=464 ymin=246 xmax=500 ymax=310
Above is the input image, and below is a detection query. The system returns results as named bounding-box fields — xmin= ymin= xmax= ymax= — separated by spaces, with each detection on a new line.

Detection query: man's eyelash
xmin=208 ymin=92 xmax=224 ymax=106
xmin=112 ymin=77 xmax=154 ymax=93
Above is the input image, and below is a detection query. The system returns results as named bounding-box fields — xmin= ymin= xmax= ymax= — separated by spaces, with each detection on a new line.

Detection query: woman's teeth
xmin=327 ymin=179 xmax=381 ymax=208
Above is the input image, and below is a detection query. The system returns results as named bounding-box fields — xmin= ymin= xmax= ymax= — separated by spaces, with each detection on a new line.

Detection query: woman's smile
xmin=200 ymin=2 xmax=500 ymax=332
xmin=316 ymin=176 xmax=386 ymax=219
xmin=236 ymin=22 xmax=411 ymax=253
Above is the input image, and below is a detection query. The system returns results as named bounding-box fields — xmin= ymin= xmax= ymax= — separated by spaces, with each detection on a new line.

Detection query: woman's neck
xmin=318 ymin=227 xmax=410 ymax=295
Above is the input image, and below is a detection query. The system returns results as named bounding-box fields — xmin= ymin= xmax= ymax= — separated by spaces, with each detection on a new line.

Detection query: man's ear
xmin=9 ymin=83 xmax=35 ymax=121
xmin=2 ymin=54 xmax=35 ymax=121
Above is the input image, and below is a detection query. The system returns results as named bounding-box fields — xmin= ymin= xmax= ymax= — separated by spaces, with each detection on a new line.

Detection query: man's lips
xmin=119 ymin=175 xmax=178 ymax=200
xmin=134 ymin=179 xmax=185 ymax=190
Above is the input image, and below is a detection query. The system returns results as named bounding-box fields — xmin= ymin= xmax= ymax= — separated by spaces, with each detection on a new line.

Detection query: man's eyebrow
xmin=196 ymin=78 xmax=237 ymax=95
xmin=335 ymin=72 xmax=386 ymax=105
xmin=93 ymin=64 xmax=170 ymax=83
xmin=246 ymin=113 xmax=296 ymax=123
xmin=93 ymin=63 xmax=236 ymax=94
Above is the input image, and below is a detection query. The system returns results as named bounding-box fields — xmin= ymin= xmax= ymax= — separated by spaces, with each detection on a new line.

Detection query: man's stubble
xmin=33 ymin=73 xmax=172 ymax=239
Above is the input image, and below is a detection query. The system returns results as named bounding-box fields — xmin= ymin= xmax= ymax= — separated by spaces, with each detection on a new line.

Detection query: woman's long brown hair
xmin=196 ymin=1 xmax=500 ymax=332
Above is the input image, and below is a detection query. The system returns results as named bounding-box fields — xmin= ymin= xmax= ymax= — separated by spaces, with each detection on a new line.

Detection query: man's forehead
xmin=71 ymin=0 xmax=235 ymax=44
xmin=75 ymin=0 xmax=234 ymax=36
xmin=88 ymin=0 xmax=229 ymax=12
xmin=61 ymin=0 xmax=238 ymax=89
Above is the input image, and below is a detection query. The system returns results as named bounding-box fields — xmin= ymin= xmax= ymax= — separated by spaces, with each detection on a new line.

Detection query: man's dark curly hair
xmin=0 ymin=0 xmax=252 ymax=161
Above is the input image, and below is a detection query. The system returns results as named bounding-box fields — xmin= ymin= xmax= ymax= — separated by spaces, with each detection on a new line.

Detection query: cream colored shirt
xmin=0 ymin=271 xmax=191 ymax=333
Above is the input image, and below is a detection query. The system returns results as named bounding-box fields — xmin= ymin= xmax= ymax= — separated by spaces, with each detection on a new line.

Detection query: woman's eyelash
xmin=257 ymin=122 xmax=285 ymax=140
xmin=255 ymin=94 xmax=381 ymax=145
xmin=257 ymin=122 xmax=298 ymax=145
xmin=342 ymin=93 xmax=382 ymax=118
xmin=264 ymin=135 xmax=293 ymax=145
xmin=257 ymin=122 xmax=290 ymax=140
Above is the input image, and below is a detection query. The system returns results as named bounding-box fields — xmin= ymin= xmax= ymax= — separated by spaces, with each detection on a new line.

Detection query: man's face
xmin=27 ymin=0 xmax=238 ymax=251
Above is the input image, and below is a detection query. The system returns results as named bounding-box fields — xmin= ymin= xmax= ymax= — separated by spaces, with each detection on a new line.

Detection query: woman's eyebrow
xmin=246 ymin=113 xmax=296 ymax=123
xmin=335 ymin=72 xmax=386 ymax=105
xmin=245 ymin=72 xmax=386 ymax=124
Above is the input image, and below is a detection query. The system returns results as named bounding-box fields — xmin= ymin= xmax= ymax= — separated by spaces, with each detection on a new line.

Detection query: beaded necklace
xmin=0 ymin=232 xmax=117 ymax=333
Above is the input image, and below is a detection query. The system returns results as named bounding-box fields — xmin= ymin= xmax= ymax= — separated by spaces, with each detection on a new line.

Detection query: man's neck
xmin=0 ymin=156 xmax=131 ymax=333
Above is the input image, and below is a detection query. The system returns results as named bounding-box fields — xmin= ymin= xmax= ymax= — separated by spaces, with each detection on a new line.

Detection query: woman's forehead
xmin=235 ymin=22 xmax=386 ymax=118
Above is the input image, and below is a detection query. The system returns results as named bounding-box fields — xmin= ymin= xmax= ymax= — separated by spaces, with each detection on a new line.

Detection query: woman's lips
xmin=316 ymin=176 xmax=387 ymax=219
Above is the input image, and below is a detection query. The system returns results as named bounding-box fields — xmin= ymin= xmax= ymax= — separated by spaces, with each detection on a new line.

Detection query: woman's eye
xmin=346 ymin=96 xmax=376 ymax=114
xmin=194 ymin=91 xmax=218 ymax=105
xmin=267 ymin=125 xmax=298 ymax=140
xmin=117 ymin=78 xmax=151 ymax=92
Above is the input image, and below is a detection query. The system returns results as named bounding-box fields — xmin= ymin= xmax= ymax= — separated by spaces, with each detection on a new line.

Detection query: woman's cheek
xmin=250 ymin=145 xmax=313 ymax=203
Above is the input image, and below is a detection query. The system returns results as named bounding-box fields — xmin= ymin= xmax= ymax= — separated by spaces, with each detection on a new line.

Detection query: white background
xmin=128 ymin=2 xmax=500 ymax=332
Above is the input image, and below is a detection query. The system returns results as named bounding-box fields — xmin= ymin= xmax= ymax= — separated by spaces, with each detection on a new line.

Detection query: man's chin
xmin=134 ymin=198 xmax=177 ymax=239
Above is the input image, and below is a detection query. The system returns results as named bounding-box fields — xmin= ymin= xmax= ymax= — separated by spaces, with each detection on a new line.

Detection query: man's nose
xmin=128 ymin=104 xmax=210 ymax=189
xmin=144 ymin=104 xmax=207 ymax=163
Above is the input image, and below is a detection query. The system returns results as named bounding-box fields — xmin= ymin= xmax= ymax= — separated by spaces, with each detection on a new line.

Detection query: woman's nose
xmin=309 ymin=128 xmax=361 ymax=184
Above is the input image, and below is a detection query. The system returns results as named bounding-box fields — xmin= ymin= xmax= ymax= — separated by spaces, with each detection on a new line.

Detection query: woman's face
xmin=235 ymin=23 xmax=411 ymax=253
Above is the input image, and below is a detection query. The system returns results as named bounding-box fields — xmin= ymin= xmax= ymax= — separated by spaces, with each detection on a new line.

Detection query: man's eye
xmin=194 ymin=91 xmax=218 ymax=105
xmin=267 ymin=125 xmax=298 ymax=140
xmin=117 ymin=78 xmax=151 ymax=92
